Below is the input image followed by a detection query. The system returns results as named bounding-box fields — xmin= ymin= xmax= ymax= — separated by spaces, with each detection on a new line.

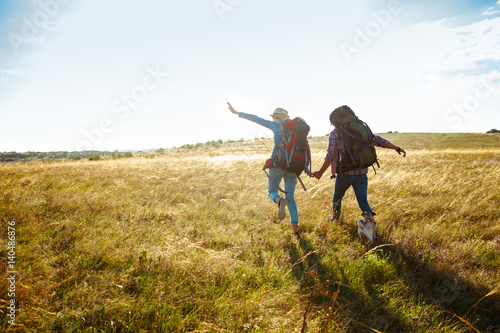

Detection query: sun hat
xmin=270 ymin=108 xmax=289 ymax=119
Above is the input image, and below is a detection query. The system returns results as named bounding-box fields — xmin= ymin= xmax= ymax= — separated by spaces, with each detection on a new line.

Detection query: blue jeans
xmin=332 ymin=173 xmax=372 ymax=217
xmin=267 ymin=168 xmax=299 ymax=224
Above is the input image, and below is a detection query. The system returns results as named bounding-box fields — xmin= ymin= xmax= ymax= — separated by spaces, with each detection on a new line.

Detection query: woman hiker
xmin=227 ymin=102 xmax=302 ymax=235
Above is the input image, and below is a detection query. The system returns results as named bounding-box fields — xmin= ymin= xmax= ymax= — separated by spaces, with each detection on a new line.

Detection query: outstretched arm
xmin=227 ymin=101 xmax=276 ymax=130
xmin=375 ymin=135 xmax=406 ymax=157
xmin=385 ymin=141 xmax=406 ymax=157
xmin=227 ymin=102 xmax=239 ymax=116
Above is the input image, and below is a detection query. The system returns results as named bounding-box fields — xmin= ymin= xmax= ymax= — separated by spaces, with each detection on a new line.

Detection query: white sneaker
xmin=328 ymin=214 xmax=339 ymax=222
xmin=278 ymin=198 xmax=287 ymax=220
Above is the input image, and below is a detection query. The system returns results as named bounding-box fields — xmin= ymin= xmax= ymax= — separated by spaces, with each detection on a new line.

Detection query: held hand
xmin=311 ymin=171 xmax=323 ymax=180
xmin=227 ymin=102 xmax=239 ymax=115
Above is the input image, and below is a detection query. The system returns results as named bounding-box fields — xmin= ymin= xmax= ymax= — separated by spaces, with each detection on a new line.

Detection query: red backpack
xmin=264 ymin=117 xmax=312 ymax=177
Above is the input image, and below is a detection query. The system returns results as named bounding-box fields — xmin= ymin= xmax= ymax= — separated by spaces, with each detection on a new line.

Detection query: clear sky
xmin=1 ymin=0 xmax=499 ymax=152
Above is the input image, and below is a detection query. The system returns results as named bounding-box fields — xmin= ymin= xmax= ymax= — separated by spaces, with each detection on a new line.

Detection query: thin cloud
xmin=482 ymin=0 xmax=500 ymax=15
xmin=429 ymin=16 xmax=500 ymax=79
xmin=482 ymin=8 xmax=500 ymax=15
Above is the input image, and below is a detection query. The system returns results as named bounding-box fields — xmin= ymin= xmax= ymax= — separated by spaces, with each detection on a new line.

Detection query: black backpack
xmin=329 ymin=106 xmax=379 ymax=173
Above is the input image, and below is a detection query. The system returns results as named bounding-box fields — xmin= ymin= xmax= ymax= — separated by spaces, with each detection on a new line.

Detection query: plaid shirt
xmin=325 ymin=128 xmax=389 ymax=175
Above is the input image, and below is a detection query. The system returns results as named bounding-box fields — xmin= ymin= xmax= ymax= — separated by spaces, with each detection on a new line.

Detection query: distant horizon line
xmin=1 ymin=131 xmax=498 ymax=154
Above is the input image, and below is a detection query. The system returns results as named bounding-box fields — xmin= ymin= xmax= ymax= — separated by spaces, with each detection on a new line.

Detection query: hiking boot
xmin=278 ymin=198 xmax=287 ymax=220
xmin=292 ymin=223 xmax=300 ymax=235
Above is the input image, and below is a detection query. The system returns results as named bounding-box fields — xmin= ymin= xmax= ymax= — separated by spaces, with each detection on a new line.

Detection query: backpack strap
xmin=297 ymin=175 xmax=307 ymax=191
xmin=263 ymin=169 xmax=307 ymax=192
xmin=302 ymin=138 xmax=311 ymax=175
xmin=263 ymin=169 xmax=288 ymax=194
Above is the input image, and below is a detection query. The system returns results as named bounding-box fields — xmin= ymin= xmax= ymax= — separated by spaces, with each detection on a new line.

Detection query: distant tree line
xmin=176 ymin=139 xmax=247 ymax=150
xmin=486 ymin=129 xmax=499 ymax=133
xmin=0 ymin=151 xmax=134 ymax=163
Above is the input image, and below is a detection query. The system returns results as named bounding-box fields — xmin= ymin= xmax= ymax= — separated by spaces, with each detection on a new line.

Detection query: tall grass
xmin=0 ymin=133 xmax=499 ymax=332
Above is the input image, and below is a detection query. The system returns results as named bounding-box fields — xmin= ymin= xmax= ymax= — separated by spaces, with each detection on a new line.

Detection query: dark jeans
xmin=332 ymin=173 xmax=372 ymax=218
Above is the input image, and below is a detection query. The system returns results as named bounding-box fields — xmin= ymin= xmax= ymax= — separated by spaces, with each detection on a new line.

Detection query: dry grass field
xmin=1 ymin=133 xmax=499 ymax=332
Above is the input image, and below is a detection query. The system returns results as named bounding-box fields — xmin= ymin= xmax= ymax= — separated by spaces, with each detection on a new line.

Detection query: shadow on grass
xmin=285 ymin=235 xmax=408 ymax=332
xmin=376 ymin=240 xmax=500 ymax=332
xmin=285 ymin=233 xmax=500 ymax=332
